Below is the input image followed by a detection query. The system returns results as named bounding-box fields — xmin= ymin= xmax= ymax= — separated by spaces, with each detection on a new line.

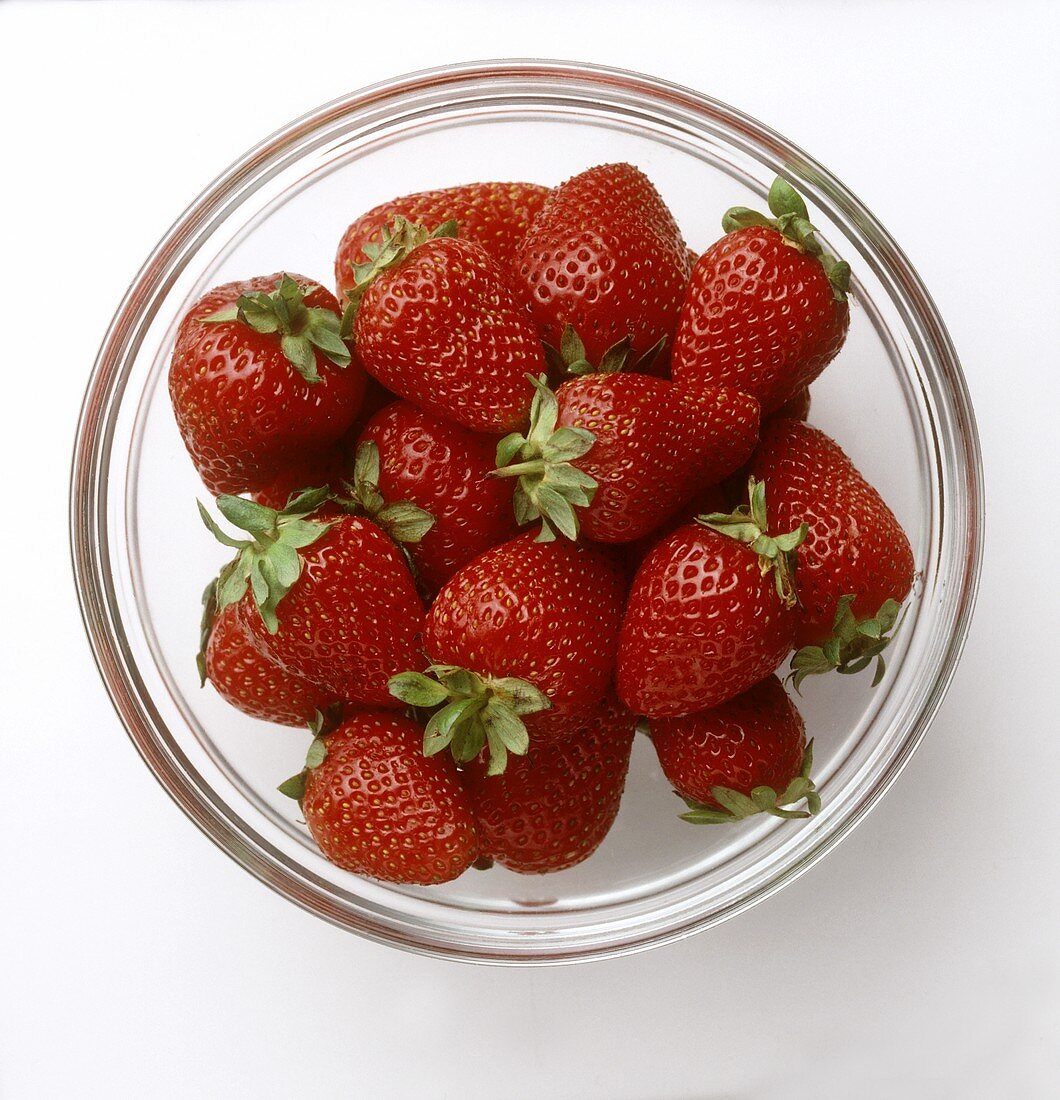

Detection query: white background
xmin=1 ymin=1 xmax=1057 ymax=1096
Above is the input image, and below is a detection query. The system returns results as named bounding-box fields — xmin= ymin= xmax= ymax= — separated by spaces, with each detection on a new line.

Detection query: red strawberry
xmin=345 ymin=219 xmax=545 ymax=433
xmin=748 ymin=419 xmax=915 ymax=684
xmin=359 ymin=401 xmax=520 ymax=593
xmin=617 ymin=480 xmax=806 ymax=717
xmin=280 ymin=712 xmax=478 ymax=884
xmin=463 ymin=695 xmax=636 ymax=873
xmin=335 ymin=181 xmax=549 ymax=298
xmin=169 ymin=273 xmax=365 ymax=494
xmin=250 ymin=376 xmax=402 ymax=512
xmin=771 ymin=385 xmax=811 ymax=423
xmin=199 ymin=490 xmax=427 ymax=708
xmin=651 ymin=676 xmax=820 ymax=823
xmin=198 ymin=591 xmax=340 ymax=727
xmin=672 ymin=178 xmax=850 ymax=413
xmin=251 ymin=444 xmax=352 ymax=512
xmin=513 ymin=163 xmax=692 ymax=368
xmin=389 ymin=533 xmax=626 ymax=772
xmin=620 ymin=481 xmax=730 ymax=580
xmin=491 ymin=342 xmax=759 ymax=542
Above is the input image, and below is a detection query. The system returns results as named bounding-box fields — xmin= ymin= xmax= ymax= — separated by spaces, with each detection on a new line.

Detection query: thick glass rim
xmin=70 ymin=59 xmax=984 ymax=965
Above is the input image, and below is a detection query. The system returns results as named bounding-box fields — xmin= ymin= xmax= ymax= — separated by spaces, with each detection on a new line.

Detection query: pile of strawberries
xmin=171 ymin=164 xmax=914 ymax=885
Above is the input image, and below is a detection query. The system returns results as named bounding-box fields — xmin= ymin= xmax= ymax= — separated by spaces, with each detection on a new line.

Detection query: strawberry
xmin=748 ymin=419 xmax=915 ymax=685
xmin=197 ymin=588 xmax=340 ymax=727
xmin=279 ymin=711 xmax=478 ymax=884
xmin=463 ymin=695 xmax=636 ymax=873
xmin=335 ymin=181 xmax=549 ymax=298
xmin=620 ymin=481 xmax=730 ymax=580
xmin=771 ymin=385 xmax=811 ymax=423
xmin=617 ymin=479 xmax=806 ymax=717
xmin=199 ymin=489 xmax=428 ymax=708
xmin=491 ymin=337 xmax=759 ymax=542
xmin=672 ymin=178 xmax=850 ymax=413
xmin=651 ymin=676 xmax=820 ymax=824
xmin=169 ymin=273 xmax=365 ymax=494
xmin=343 ymin=219 xmax=545 ymax=434
xmin=359 ymin=401 xmax=520 ymax=594
xmin=389 ymin=533 xmax=626 ymax=772
xmin=251 ymin=375 xmax=401 ymax=512
xmin=513 ymin=163 xmax=692 ymax=369
xmin=251 ymin=444 xmax=353 ymax=512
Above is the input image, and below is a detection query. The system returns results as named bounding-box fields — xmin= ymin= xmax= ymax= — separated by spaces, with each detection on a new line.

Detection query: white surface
xmin=1 ymin=1 xmax=1057 ymax=1096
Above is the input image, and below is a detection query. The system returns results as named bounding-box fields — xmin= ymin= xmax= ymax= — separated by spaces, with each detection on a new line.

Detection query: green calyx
xmin=196 ymin=578 xmax=219 ymax=687
xmin=722 ymin=177 xmax=851 ymax=301
xmin=788 ymin=595 xmax=905 ymax=692
xmin=276 ymin=706 xmax=346 ymax=808
xmin=488 ymin=373 xmax=598 ymax=543
xmin=542 ymin=324 xmax=666 ymax=378
xmin=330 ymin=441 xmax=435 ymax=546
xmin=340 ymin=216 xmax=459 ymax=339
xmin=679 ymin=740 xmax=821 ymax=824
xmin=198 ymin=488 xmax=334 ymax=635
xmin=697 ymin=477 xmax=807 ymax=609
xmin=388 ymin=665 xmax=551 ymax=776
xmin=201 ymin=273 xmax=351 ymax=383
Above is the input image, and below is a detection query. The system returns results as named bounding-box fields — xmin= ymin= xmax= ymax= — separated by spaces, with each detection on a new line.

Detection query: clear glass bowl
xmin=70 ymin=60 xmax=983 ymax=964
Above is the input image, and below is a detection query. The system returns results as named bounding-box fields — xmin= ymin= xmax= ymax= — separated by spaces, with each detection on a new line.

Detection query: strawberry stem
xmin=388 ymin=665 xmax=551 ymax=775
xmin=490 ymin=373 xmax=597 ymax=543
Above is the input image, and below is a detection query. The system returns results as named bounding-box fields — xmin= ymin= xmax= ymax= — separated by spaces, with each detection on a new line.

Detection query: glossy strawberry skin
xmin=749 ymin=419 xmax=914 ymax=647
xmin=354 ymin=238 xmax=545 ymax=434
xmin=168 ymin=274 xmax=366 ymax=495
xmin=617 ymin=523 xmax=796 ymax=718
xmin=463 ymin=695 xmax=636 ymax=874
xmin=672 ymin=227 xmax=849 ymax=414
xmin=204 ymin=603 xmax=339 ymax=726
xmin=359 ymin=402 xmax=520 ymax=594
xmin=651 ymin=676 xmax=805 ymax=806
xmin=426 ymin=534 xmax=626 ymax=742
xmin=556 ymin=374 xmax=760 ymax=542
xmin=238 ymin=516 xmax=425 ymax=707
xmin=620 ymin=482 xmax=730 ymax=581
xmin=513 ymin=163 xmax=692 ymax=368
xmin=335 ymin=182 xmax=549 ymax=299
xmin=303 ymin=712 xmax=478 ymax=884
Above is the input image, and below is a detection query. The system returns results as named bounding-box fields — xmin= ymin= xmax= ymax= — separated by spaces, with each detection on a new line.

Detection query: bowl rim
xmin=70 ymin=58 xmax=985 ymax=965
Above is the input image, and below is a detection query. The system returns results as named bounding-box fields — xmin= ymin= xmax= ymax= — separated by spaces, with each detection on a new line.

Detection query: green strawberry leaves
xmin=697 ymin=477 xmax=807 ymax=609
xmin=489 ymin=373 xmax=598 ymax=542
xmin=722 ymin=177 xmax=851 ymax=302
xmin=198 ymin=487 xmax=333 ymax=634
xmin=340 ymin=216 xmax=459 ymax=338
xmin=679 ymin=740 xmax=821 ymax=824
xmin=388 ymin=665 xmax=551 ymax=775
xmin=330 ymin=442 xmax=436 ymax=546
xmin=195 ymin=578 xmax=219 ymax=687
xmin=202 ymin=273 xmax=351 ymax=383
xmin=788 ymin=595 xmax=906 ymax=691
xmin=541 ymin=324 xmax=666 ymax=379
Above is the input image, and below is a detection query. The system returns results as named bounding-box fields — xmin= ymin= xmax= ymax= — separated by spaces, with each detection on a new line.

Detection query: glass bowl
xmin=70 ymin=60 xmax=983 ymax=964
